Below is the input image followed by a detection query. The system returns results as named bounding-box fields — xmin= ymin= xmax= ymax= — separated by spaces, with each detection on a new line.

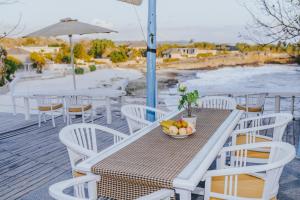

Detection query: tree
xmin=0 ymin=47 xmax=22 ymax=86
xmin=89 ymin=39 xmax=115 ymax=58
xmin=235 ymin=43 xmax=251 ymax=52
xmin=193 ymin=42 xmax=216 ymax=50
xmin=22 ymin=37 xmax=38 ymax=46
xmin=4 ymin=55 xmax=22 ymax=81
xmin=246 ymin=0 xmax=300 ymax=43
xmin=129 ymin=48 xmax=144 ymax=59
xmin=0 ymin=46 xmax=7 ymax=86
xmin=30 ymin=52 xmax=46 ymax=73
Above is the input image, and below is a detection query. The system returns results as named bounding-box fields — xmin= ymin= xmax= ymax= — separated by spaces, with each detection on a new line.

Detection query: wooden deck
xmin=0 ymin=111 xmax=299 ymax=200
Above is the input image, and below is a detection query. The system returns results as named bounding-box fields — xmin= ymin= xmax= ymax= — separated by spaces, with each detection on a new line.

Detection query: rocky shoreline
xmin=125 ymin=59 xmax=298 ymax=98
xmin=114 ymin=52 xmax=294 ymax=71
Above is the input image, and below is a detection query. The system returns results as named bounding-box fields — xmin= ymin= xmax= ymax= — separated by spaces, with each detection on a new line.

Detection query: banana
xmin=162 ymin=127 xmax=169 ymax=133
xmin=160 ymin=120 xmax=175 ymax=129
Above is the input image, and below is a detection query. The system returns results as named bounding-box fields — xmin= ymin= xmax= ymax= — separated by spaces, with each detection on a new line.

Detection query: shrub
xmin=0 ymin=47 xmax=7 ymax=86
xmin=163 ymin=58 xmax=180 ymax=63
xmin=61 ymin=55 xmax=71 ymax=64
xmin=110 ymin=50 xmax=128 ymax=63
xmin=75 ymin=67 xmax=84 ymax=75
xmin=197 ymin=53 xmax=213 ymax=58
xmin=0 ymin=49 xmax=23 ymax=86
xmin=4 ymin=56 xmax=23 ymax=81
xmin=89 ymin=65 xmax=96 ymax=72
xmin=44 ymin=53 xmax=53 ymax=61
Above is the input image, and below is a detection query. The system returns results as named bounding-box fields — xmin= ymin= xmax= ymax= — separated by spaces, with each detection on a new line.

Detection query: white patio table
xmin=76 ymin=109 xmax=243 ymax=200
xmin=12 ymin=88 xmax=126 ymax=124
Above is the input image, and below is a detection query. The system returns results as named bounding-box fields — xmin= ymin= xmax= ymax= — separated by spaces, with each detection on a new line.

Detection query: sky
xmin=0 ymin=0 xmax=254 ymax=43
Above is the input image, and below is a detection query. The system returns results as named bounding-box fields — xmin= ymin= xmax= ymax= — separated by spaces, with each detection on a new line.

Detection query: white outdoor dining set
xmin=48 ymin=95 xmax=296 ymax=200
xmin=11 ymin=87 xmax=126 ymax=126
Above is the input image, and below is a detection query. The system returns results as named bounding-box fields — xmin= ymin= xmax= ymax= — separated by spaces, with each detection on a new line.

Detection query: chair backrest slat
xmin=59 ymin=124 xmax=127 ymax=173
xmin=236 ymin=113 xmax=293 ymax=143
xmin=122 ymin=104 xmax=168 ymax=135
xmin=198 ymin=96 xmax=236 ymax=110
xmin=219 ymin=142 xmax=295 ymax=200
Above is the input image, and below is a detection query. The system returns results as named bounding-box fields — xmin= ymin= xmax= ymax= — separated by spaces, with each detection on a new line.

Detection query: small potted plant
xmin=178 ymin=83 xmax=199 ymax=129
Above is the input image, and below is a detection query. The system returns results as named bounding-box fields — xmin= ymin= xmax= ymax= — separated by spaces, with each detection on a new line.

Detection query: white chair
xmin=59 ymin=124 xmax=128 ymax=176
xmin=236 ymin=93 xmax=267 ymax=116
xmin=35 ymin=95 xmax=64 ymax=127
xmin=109 ymin=79 xmax=128 ymax=117
xmin=197 ymin=96 xmax=236 ymax=110
xmin=231 ymin=113 xmax=293 ymax=162
xmin=121 ymin=104 xmax=168 ymax=135
xmin=49 ymin=175 xmax=174 ymax=200
xmin=65 ymin=96 xmax=94 ymax=124
xmin=203 ymin=142 xmax=295 ymax=200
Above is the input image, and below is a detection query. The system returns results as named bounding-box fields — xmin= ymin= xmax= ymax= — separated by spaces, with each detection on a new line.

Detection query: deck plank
xmin=0 ymin=110 xmax=129 ymax=200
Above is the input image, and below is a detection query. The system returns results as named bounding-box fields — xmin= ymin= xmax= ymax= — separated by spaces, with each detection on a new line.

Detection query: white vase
xmin=182 ymin=116 xmax=197 ymax=131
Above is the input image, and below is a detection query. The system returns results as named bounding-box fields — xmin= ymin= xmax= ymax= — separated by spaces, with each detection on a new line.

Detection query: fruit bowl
xmin=160 ymin=119 xmax=195 ymax=139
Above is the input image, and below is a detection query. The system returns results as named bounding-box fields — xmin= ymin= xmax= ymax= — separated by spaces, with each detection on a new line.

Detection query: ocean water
xmin=164 ymin=64 xmax=300 ymax=115
xmin=184 ymin=64 xmax=300 ymax=94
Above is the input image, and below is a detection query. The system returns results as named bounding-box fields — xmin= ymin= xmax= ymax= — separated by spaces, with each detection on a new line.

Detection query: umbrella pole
xmin=146 ymin=0 xmax=157 ymax=121
xmin=69 ymin=35 xmax=77 ymax=90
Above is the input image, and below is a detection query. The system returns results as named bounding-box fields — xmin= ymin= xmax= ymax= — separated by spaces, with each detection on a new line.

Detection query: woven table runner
xmin=92 ymin=109 xmax=231 ymax=200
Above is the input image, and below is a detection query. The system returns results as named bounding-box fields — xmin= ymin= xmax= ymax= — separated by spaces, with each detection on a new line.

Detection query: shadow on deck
xmin=0 ymin=111 xmax=299 ymax=200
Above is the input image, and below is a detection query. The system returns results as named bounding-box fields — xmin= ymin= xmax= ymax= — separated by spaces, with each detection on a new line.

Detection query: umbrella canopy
xmin=25 ymin=18 xmax=116 ymax=90
xmin=118 ymin=0 xmax=143 ymax=5
xmin=26 ymin=18 xmax=116 ymax=37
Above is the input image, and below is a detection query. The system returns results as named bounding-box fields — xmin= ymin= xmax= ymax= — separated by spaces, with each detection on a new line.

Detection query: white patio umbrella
xmin=118 ymin=0 xmax=143 ymax=5
xmin=25 ymin=18 xmax=117 ymax=90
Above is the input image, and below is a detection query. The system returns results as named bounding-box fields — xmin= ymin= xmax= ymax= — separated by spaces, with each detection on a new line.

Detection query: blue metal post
xmin=146 ymin=0 xmax=157 ymax=121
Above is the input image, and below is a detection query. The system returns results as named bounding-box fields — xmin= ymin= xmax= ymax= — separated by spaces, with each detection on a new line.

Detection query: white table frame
xmin=12 ymin=88 xmax=126 ymax=124
xmin=76 ymin=109 xmax=243 ymax=200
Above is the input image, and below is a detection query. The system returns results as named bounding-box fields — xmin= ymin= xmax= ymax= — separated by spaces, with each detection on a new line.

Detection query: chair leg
xmin=51 ymin=112 xmax=55 ymax=127
xmin=67 ymin=113 xmax=70 ymax=125
xmin=43 ymin=113 xmax=46 ymax=122
xmin=176 ymin=188 xmax=191 ymax=200
xmin=121 ymin=96 xmax=125 ymax=119
xmin=38 ymin=112 xmax=41 ymax=127
xmin=82 ymin=111 xmax=85 ymax=123
xmin=91 ymin=110 xmax=94 ymax=124
xmin=62 ymin=109 xmax=66 ymax=123
xmin=293 ymin=119 xmax=296 ymax=145
xmin=87 ymin=179 xmax=98 ymax=200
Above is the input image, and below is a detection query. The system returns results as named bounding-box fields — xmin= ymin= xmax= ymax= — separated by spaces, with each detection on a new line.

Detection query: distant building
xmin=163 ymin=48 xmax=218 ymax=58
xmin=196 ymin=49 xmax=218 ymax=56
xmin=20 ymin=46 xmax=60 ymax=54
xmin=163 ymin=48 xmax=182 ymax=59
